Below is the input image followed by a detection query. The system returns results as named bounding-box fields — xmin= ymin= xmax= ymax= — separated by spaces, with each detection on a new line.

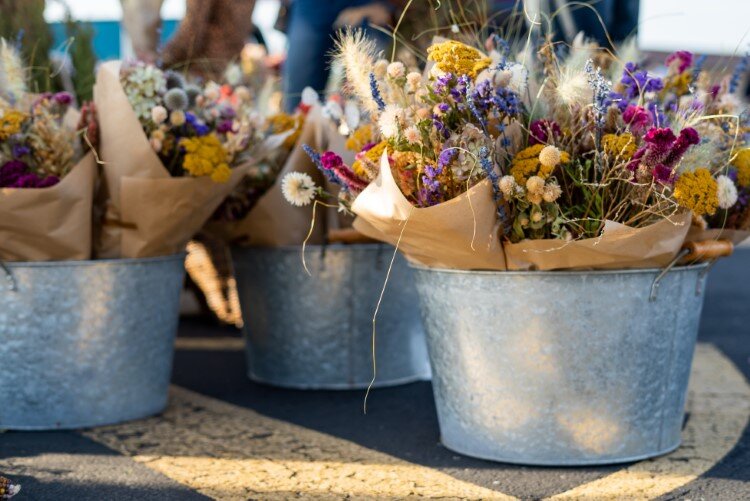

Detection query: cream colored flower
xmin=151 ymin=105 xmax=168 ymax=124
xmin=170 ymin=110 xmax=186 ymax=126
xmin=717 ymin=174 xmax=738 ymax=209
xmin=527 ymin=192 xmax=543 ymax=204
xmin=373 ymin=59 xmax=389 ymax=79
xmin=526 ymin=175 xmax=545 ymax=195
xmin=539 ymin=145 xmax=562 ymax=168
xmin=282 ymin=172 xmax=317 ymax=206
xmin=543 ymin=182 xmax=562 ymax=203
xmin=404 ymin=125 xmax=421 ymax=144
xmin=499 ymin=175 xmax=516 ymax=198
xmin=406 ymin=71 xmax=422 ymax=92
xmin=387 ymin=61 xmax=406 ymax=80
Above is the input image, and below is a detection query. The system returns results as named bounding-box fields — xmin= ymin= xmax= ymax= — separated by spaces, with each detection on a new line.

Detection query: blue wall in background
xmin=49 ymin=19 xmax=180 ymax=61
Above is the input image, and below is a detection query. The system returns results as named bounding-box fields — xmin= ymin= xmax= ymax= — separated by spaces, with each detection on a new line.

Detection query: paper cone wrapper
xmin=503 ymin=212 xmax=692 ymax=271
xmin=0 ymin=153 xmax=97 ymax=261
xmin=94 ymin=60 xmax=249 ymax=258
xmin=351 ymin=151 xmax=506 ymax=270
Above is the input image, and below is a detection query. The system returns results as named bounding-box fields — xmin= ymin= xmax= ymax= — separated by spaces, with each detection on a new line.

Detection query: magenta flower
xmin=36 ymin=175 xmax=60 ymax=188
xmin=53 ymin=92 xmax=73 ymax=105
xmin=666 ymin=51 xmax=693 ymax=74
xmin=662 ymin=127 xmax=699 ymax=168
xmin=13 ymin=173 xmax=43 ymax=188
xmin=318 ymin=151 xmax=367 ymax=192
xmin=622 ymin=105 xmax=651 ymax=133
xmin=217 ymin=120 xmax=235 ymax=133
xmin=528 ymin=119 xmax=561 ymax=145
xmin=0 ymin=160 xmax=28 ymax=187
xmin=652 ymin=163 xmax=674 ymax=184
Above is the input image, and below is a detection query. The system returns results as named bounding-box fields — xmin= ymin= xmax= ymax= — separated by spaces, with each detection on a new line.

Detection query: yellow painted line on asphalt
xmin=83 ymin=387 xmax=517 ymax=500
xmin=547 ymin=343 xmax=750 ymax=500
xmin=174 ymin=337 xmax=245 ymax=351
xmin=82 ymin=343 xmax=749 ymax=500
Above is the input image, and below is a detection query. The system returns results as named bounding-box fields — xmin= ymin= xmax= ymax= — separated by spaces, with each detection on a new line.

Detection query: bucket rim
xmin=231 ymin=243 xmax=394 ymax=253
xmin=3 ymin=252 xmax=186 ymax=269
xmin=408 ymin=260 xmax=710 ymax=276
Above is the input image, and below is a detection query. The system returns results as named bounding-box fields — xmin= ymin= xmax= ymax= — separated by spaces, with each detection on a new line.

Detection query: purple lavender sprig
xmin=585 ymin=59 xmax=612 ymax=130
xmin=369 ymin=73 xmax=386 ymax=111
xmin=303 ymin=143 xmax=342 ymax=187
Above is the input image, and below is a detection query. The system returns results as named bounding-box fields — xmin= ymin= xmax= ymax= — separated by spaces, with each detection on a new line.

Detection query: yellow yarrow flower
xmin=181 ymin=134 xmax=231 ymax=182
xmin=267 ymin=112 xmax=304 ymax=149
xmin=427 ymin=40 xmax=491 ymax=79
xmin=510 ymin=144 xmax=570 ymax=184
xmin=664 ymin=72 xmax=692 ymax=97
xmin=352 ymin=140 xmax=389 ymax=178
xmin=211 ymin=163 xmax=232 ymax=183
xmin=674 ymin=168 xmax=719 ymax=216
xmin=0 ymin=109 xmax=27 ymax=140
xmin=602 ymin=133 xmax=636 ymax=160
xmin=732 ymin=148 xmax=750 ymax=187
xmin=345 ymin=124 xmax=374 ymax=152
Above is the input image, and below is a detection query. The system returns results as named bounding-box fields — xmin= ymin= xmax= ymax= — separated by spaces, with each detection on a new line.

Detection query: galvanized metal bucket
xmin=411 ymin=263 xmax=710 ymax=465
xmin=232 ymin=245 xmax=430 ymax=389
xmin=0 ymin=255 xmax=185 ymax=430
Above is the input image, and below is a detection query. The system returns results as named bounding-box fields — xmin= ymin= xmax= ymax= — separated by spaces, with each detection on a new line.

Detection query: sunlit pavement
xmin=2 ymin=249 xmax=749 ymax=500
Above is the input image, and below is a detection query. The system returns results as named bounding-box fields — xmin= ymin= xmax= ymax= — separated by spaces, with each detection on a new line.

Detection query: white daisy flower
xmin=378 ymin=104 xmax=404 ymax=139
xmin=282 ymin=172 xmax=317 ymax=207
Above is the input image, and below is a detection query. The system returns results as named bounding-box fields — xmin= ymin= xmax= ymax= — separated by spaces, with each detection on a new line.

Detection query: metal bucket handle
xmin=650 ymin=239 xmax=734 ymax=301
xmin=0 ymin=260 xmax=17 ymax=292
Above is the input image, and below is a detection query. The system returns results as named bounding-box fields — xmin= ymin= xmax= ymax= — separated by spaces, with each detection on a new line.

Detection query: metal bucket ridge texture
xmin=233 ymin=245 xmax=431 ymax=389
xmin=411 ymin=264 xmax=709 ymax=465
xmin=0 ymin=255 xmax=185 ymax=430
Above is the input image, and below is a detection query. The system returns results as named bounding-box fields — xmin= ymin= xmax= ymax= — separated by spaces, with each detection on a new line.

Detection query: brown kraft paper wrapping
xmin=503 ymin=212 xmax=692 ymax=271
xmin=0 ymin=153 xmax=97 ymax=261
xmin=351 ymin=150 xmax=507 ymax=270
xmin=207 ymin=105 xmax=333 ymax=247
xmin=93 ymin=60 xmax=249 ymax=258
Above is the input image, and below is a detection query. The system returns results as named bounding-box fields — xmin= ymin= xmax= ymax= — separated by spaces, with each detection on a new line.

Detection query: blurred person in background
xmin=121 ymin=0 xmax=164 ymax=62
xmin=161 ymin=0 xmax=257 ymax=79
xmin=568 ymin=0 xmax=638 ymax=44
xmin=281 ymin=0 xmax=400 ymax=111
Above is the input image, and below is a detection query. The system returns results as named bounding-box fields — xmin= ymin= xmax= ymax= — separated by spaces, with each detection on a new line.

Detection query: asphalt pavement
xmin=1 ymin=249 xmax=749 ymax=500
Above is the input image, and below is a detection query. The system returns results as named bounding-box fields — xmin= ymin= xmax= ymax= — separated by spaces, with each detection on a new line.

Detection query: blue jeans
xmin=282 ymin=0 xmax=390 ymax=111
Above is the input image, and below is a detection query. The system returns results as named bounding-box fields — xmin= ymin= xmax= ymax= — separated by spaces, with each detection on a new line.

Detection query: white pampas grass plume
xmin=566 ymin=32 xmax=596 ymax=72
xmin=555 ymin=67 xmax=592 ymax=107
xmin=333 ymin=29 xmax=382 ymax=114
xmin=717 ymin=175 xmax=738 ymax=209
xmin=0 ymin=39 xmax=27 ymax=102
